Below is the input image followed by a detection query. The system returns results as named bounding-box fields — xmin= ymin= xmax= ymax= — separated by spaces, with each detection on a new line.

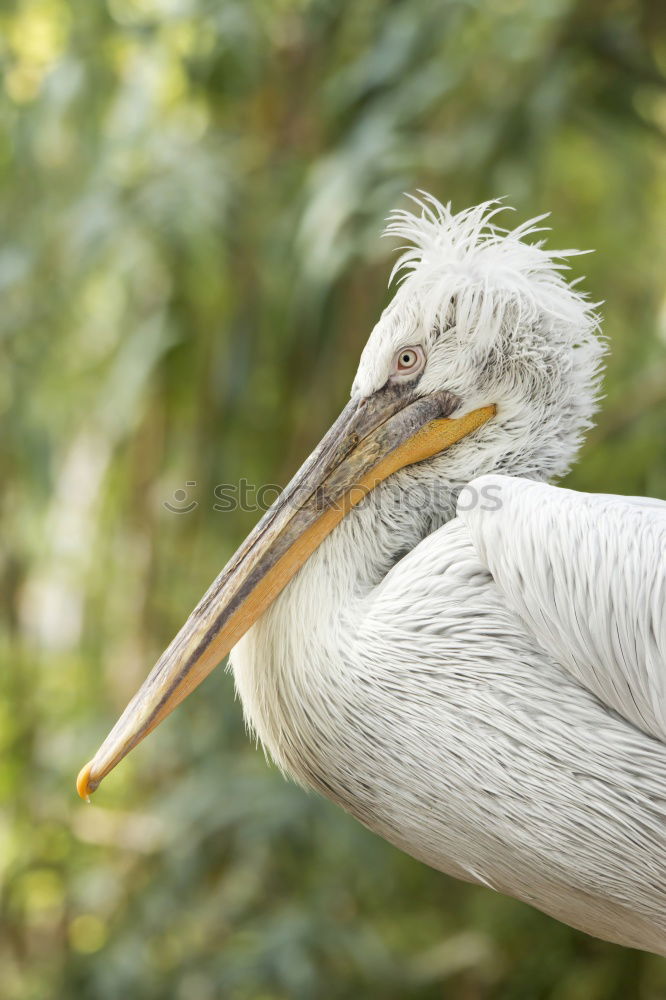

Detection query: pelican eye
xmin=391 ymin=345 xmax=425 ymax=378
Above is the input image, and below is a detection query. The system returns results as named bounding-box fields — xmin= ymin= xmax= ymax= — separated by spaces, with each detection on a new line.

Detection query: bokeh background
xmin=2 ymin=0 xmax=666 ymax=997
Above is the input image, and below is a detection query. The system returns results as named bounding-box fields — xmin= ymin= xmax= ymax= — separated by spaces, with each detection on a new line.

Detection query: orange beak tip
xmin=76 ymin=761 xmax=97 ymax=802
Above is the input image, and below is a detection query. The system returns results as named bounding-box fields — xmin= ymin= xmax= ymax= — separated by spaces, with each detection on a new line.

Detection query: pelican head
xmin=78 ymin=195 xmax=603 ymax=798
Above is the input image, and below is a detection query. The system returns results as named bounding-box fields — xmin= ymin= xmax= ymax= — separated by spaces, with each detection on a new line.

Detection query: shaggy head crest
xmin=384 ymin=193 xmax=600 ymax=349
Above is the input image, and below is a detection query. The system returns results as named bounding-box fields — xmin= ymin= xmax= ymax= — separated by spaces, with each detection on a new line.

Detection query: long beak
xmin=77 ymin=383 xmax=495 ymax=798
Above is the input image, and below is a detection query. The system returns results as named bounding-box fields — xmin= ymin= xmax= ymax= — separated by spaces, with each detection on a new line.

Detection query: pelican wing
xmin=459 ymin=474 xmax=666 ymax=743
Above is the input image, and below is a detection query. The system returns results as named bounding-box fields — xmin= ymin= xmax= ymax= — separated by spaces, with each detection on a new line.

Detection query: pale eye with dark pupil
xmin=398 ymin=350 xmax=417 ymax=370
xmin=391 ymin=344 xmax=424 ymax=378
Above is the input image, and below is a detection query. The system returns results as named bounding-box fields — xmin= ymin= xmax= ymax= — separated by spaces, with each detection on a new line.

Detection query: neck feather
xmin=229 ymin=477 xmax=450 ymax=774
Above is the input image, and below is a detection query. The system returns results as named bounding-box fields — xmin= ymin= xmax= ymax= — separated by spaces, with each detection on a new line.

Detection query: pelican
xmin=78 ymin=196 xmax=666 ymax=955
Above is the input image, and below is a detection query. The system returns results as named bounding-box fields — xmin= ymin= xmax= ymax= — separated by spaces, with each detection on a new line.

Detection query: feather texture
xmin=230 ymin=195 xmax=666 ymax=954
xmin=384 ymin=193 xmax=600 ymax=348
xmin=461 ymin=474 xmax=666 ymax=742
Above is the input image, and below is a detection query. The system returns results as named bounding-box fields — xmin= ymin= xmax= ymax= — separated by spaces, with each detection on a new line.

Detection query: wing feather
xmin=459 ymin=475 xmax=666 ymax=743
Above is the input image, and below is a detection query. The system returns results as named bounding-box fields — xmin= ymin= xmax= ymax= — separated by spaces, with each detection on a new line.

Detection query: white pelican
xmin=78 ymin=196 xmax=666 ymax=955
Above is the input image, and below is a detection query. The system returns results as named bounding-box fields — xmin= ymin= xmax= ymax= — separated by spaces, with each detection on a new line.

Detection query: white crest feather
xmin=384 ymin=192 xmax=600 ymax=348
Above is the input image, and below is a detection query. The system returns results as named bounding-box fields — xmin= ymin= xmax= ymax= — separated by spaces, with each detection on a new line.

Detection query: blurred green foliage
xmin=1 ymin=0 xmax=666 ymax=997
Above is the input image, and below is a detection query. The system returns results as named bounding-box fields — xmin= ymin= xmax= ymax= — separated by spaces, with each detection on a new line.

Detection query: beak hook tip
xmin=76 ymin=761 xmax=98 ymax=802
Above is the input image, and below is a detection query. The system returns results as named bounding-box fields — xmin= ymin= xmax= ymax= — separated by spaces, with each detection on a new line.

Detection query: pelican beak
xmin=77 ymin=384 xmax=495 ymax=798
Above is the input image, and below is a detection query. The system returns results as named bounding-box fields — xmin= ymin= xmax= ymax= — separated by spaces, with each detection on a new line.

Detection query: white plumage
xmin=231 ymin=197 xmax=666 ymax=954
xmin=80 ymin=195 xmax=666 ymax=955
